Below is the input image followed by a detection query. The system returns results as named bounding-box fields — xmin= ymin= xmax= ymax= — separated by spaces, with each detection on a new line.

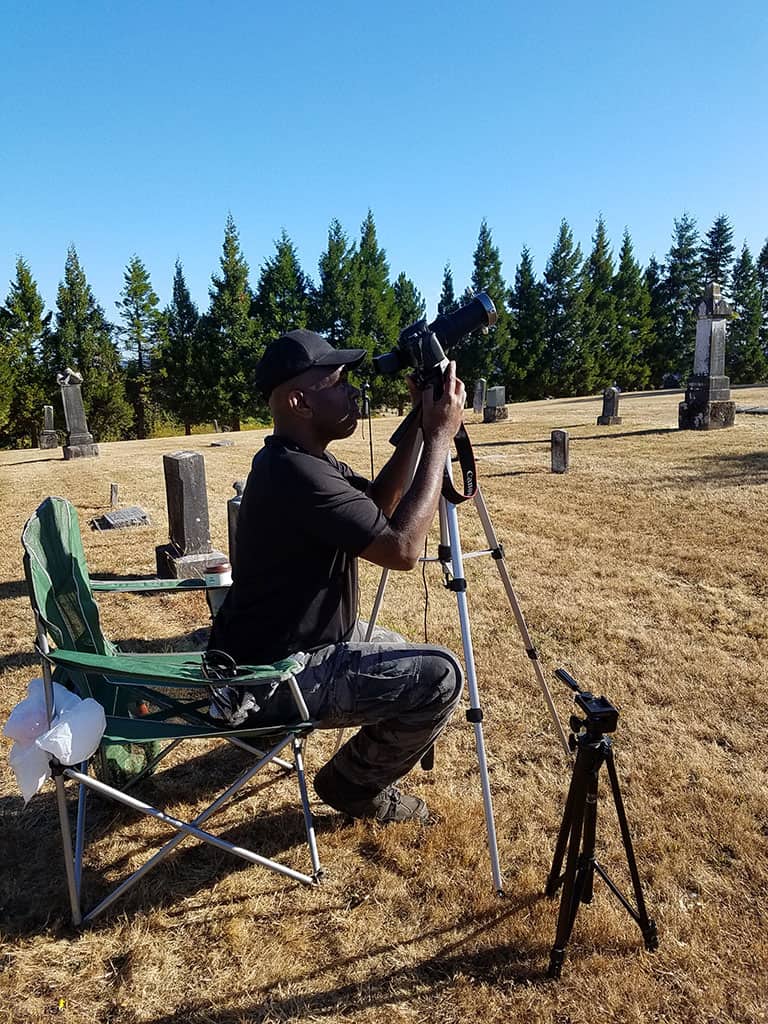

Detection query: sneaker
xmin=314 ymin=762 xmax=430 ymax=824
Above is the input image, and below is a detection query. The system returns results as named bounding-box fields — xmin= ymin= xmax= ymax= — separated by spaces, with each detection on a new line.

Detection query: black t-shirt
xmin=209 ymin=435 xmax=387 ymax=664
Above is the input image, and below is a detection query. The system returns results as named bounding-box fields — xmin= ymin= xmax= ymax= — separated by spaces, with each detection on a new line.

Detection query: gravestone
xmin=483 ymin=385 xmax=508 ymax=423
xmin=57 ymin=369 xmax=99 ymax=459
xmin=679 ymin=282 xmax=736 ymax=430
xmin=473 ymin=378 xmax=487 ymax=414
xmin=39 ymin=405 xmax=60 ymax=449
xmin=597 ymin=386 xmax=622 ymax=425
xmin=91 ymin=507 xmax=151 ymax=531
xmin=155 ymin=451 xmax=226 ymax=579
xmin=551 ymin=429 xmax=569 ymax=474
xmin=227 ymin=480 xmax=246 ymax=570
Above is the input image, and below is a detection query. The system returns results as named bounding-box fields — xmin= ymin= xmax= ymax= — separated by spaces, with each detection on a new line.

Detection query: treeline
xmin=1 ymin=210 xmax=767 ymax=447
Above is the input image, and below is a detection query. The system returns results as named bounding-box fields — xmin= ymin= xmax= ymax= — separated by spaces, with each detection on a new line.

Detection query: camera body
xmin=373 ymin=292 xmax=497 ymax=392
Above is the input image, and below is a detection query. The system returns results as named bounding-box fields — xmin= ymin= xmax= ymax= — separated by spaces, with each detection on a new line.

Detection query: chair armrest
xmin=44 ymin=648 xmax=302 ymax=690
xmin=89 ymin=577 xmax=211 ymax=594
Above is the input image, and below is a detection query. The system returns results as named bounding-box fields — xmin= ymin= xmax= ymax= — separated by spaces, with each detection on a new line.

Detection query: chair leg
xmin=293 ymin=737 xmax=322 ymax=881
xmin=74 ymin=761 xmax=88 ymax=900
xmin=54 ymin=773 xmax=82 ymax=926
xmin=38 ymin=627 xmax=82 ymax=926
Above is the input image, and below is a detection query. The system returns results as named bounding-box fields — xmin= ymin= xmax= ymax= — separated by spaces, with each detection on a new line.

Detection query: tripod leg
xmin=546 ymin=760 xmax=579 ymax=897
xmin=472 ymin=488 xmax=571 ymax=757
xmin=579 ymin=758 xmax=600 ymax=905
xmin=442 ymin=473 xmax=504 ymax=893
xmin=604 ymin=747 xmax=659 ymax=951
xmin=548 ymin=765 xmax=588 ymax=979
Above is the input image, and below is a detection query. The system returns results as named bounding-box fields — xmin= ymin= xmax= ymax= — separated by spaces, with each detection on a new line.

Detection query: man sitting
xmin=209 ymin=329 xmax=466 ymax=823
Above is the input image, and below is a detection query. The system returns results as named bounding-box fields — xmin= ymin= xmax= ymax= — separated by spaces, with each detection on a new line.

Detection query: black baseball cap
xmin=255 ymin=329 xmax=367 ymax=398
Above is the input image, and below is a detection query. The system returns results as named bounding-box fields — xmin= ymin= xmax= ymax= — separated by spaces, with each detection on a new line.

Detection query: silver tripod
xmin=365 ymin=436 xmax=570 ymax=893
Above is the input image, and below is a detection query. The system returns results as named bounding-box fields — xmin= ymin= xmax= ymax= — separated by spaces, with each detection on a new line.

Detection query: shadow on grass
xmin=142 ymin=895 xmax=654 ymax=1023
xmin=0 ymin=579 xmax=29 ymax=601
xmin=1 ymin=454 xmax=63 ymax=465
xmin=653 ymin=450 xmax=768 ymax=489
xmin=472 ymin=427 xmax=678 ymax=450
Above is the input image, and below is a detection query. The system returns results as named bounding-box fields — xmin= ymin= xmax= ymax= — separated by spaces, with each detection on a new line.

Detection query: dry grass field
xmin=1 ymin=387 xmax=767 ymax=1024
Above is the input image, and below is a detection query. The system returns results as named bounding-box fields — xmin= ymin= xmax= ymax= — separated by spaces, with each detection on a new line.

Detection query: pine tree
xmin=541 ymin=220 xmax=584 ymax=396
xmin=581 ymin=215 xmax=616 ymax=389
xmin=156 ymin=260 xmax=201 ymax=435
xmin=437 ymin=264 xmax=458 ymax=317
xmin=757 ymin=238 xmax=768 ymax=356
xmin=611 ymin=230 xmax=653 ymax=390
xmin=508 ymin=246 xmax=545 ymax=400
xmin=354 ymin=210 xmax=399 ymax=406
xmin=45 ymin=246 xmax=132 ymax=440
xmin=644 ymin=255 xmax=673 ymax=386
xmin=455 ymin=220 xmax=513 ymax=390
xmin=116 ymin=255 xmax=162 ymax=438
xmin=197 ymin=215 xmax=258 ymax=430
xmin=387 ymin=272 xmax=427 ymax=412
xmin=0 ymin=258 xmax=49 ymax=447
xmin=727 ymin=242 xmax=767 ymax=383
xmin=656 ymin=214 xmax=702 ymax=380
xmin=310 ymin=218 xmax=360 ymax=345
xmin=700 ymin=214 xmax=735 ymax=295
xmin=252 ymin=229 xmax=311 ymax=338
xmin=393 ymin=272 xmax=426 ymax=329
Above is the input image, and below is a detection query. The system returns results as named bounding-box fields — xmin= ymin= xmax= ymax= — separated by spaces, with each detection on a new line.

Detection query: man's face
xmin=300 ymin=366 xmax=361 ymax=440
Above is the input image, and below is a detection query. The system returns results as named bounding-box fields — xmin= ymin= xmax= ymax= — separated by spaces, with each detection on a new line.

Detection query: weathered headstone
xmin=155 ymin=451 xmax=226 ymax=579
xmin=551 ymin=429 xmax=569 ymax=474
xmin=39 ymin=405 xmax=60 ymax=450
xmin=227 ymin=480 xmax=246 ymax=570
xmin=679 ymin=282 xmax=736 ymax=430
xmin=473 ymin=378 xmax=487 ymax=414
xmin=110 ymin=482 xmax=119 ymax=508
xmin=483 ymin=385 xmax=509 ymax=423
xmin=213 ymin=419 xmax=221 ymax=433
xmin=91 ymin=507 xmax=151 ymax=531
xmin=57 ymin=369 xmax=99 ymax=459
xmin=597 ymin=386 xmax=622 ymax=426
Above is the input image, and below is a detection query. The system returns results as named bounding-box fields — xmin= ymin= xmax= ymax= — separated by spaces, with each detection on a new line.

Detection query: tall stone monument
xmin=57 ymin=368 xmax=99 ymax=459
xmin=597 ymin=386 xmax=622 ymax=426
xmin=155 ymin=451 xmax=227 ymax=579
xmin=678 ymin=283 xmax=736 ymax=430
xmin=39 ymin=405 xmax=60 ymax=450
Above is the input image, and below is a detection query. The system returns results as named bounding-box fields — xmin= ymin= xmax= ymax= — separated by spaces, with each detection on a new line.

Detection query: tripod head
xmin=554 ymin=668 xmax=618 ymax=743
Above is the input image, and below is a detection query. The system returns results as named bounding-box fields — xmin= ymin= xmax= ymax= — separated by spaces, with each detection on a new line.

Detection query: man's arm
xmin=367 ymin=399 xmax=421 ymax=516
xmin=360 ymin=363 xmax=466 ymax=570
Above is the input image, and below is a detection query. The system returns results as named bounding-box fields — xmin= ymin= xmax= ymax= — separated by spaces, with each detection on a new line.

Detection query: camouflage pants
xmin=257 ymin=622 xmax=463 ymax=798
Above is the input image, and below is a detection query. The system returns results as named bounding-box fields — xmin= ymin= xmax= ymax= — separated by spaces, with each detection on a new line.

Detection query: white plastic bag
xmin=37 ymin=698 xmax=106 ymax=765
xmin=4 ymin=678 xmax=106 ymax=803
xmin=4 ymin=677 xmax=79 ymax=743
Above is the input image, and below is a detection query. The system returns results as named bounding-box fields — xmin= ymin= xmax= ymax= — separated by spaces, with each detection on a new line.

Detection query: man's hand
xmin=405 ymin=374 xmax=421 ymax=409
xmin=421 ymin=361 xmax=465 ymax=442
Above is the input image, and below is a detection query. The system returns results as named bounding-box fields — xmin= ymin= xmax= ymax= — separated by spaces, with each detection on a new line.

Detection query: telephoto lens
xmin=428 ymin=292 xmax=497 ymax=348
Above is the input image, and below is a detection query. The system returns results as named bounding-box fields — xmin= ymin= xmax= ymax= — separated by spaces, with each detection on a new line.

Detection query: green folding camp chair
xmin=21 ymin=496 xmax=323 ymax=927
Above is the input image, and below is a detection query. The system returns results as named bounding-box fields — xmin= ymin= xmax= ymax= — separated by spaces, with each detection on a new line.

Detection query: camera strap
xmin=442 ymin=423 xmax=477 ymax=504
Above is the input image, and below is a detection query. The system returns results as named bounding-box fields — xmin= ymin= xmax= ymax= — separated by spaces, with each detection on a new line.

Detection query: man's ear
xmin=287 ymin=388 xmax=312 ymax=419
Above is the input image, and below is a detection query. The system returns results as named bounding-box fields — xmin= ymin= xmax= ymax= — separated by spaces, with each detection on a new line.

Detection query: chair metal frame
xmin=22 ymin=496 xmax=324 ymax=927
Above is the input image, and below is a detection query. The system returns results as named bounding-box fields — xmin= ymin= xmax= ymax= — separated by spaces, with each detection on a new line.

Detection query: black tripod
xmin=545 ymin=670 xmax=658 ymax=979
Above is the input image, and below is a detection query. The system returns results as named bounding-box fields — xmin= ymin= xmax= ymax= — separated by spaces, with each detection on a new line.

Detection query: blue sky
xmin=2 ymin=1 xmax=766 ymax=322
